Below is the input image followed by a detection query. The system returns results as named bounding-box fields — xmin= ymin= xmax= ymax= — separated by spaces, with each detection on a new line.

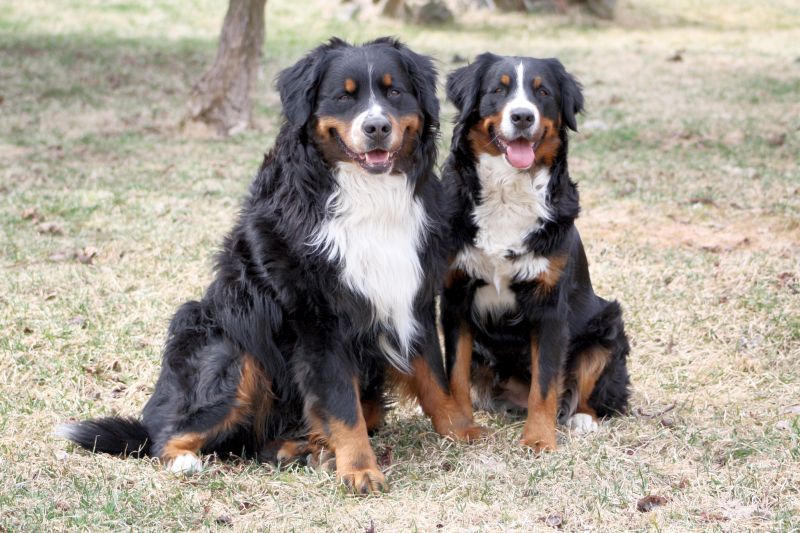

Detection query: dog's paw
xmin=449 ymin=423 xmax=488 ymax=443
xmin=520 ymin=427 xmax=557 ymax=453
xmin=337 ymin=466 xmax=388 ymax=495
xmin=168 ymin=453 xmax=203 ymax=475
xmin=566 ymin=413 xmax=599 ymax=434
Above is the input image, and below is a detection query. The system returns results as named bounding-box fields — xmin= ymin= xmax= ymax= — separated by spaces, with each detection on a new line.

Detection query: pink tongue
xmin=505 ymin=140 xmax=535 ymax=169
xmin=365 ymin=150 xmax=390 ymax=165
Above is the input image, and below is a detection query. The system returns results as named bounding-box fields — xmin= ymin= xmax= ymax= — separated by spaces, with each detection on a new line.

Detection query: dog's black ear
xmin=547 ymin=58 xmax=584 ymax=132
xmin=390 ymin=40 xmax=440 ymax=134
xmin=446 ymin=53 xmax=496 ymax=123
xmin=276 ymin=38 xmax=349 ymax=128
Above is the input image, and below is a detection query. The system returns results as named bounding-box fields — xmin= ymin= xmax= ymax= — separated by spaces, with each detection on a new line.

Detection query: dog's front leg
xmin=394 ymin=305 xmax=486 ymax=442
xmin=520 ymin=317 xmax=565 ymax=452
xmin=300 ymin=340 xmax=386 ymax=494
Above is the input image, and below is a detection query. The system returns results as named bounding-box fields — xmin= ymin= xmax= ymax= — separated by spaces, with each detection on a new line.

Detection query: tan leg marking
xmin=520 ymin=340 xmax=558 ymax=452
xmin=449 ymin=323 xmax=475 ymax=420
xmin=392 ymin=358 xmax=485 ymax=442
xmin=307 ymin=380 xmax=386 ymax=495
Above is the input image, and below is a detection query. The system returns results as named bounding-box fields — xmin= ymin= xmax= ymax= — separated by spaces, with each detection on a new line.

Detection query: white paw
xmin=169 ymin=453 xmax=203 ymax=475
xmin=566 ymin=413 xmax=599 ymax=434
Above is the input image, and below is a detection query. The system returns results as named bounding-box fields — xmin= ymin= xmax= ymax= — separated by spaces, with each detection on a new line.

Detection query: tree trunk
xmin=185 ymin=0 xmax=267 ymax=136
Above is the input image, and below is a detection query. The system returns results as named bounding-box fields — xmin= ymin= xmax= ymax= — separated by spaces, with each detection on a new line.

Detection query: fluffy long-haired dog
xmin=58 ymin=37 xmax=482 ymax=494
xmin=441 ymin=53 xmax=631 ymax=452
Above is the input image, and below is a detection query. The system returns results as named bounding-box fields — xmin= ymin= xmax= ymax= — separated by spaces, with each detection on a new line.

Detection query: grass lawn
xmin=1 ymin=0 xmax=799 ymax=530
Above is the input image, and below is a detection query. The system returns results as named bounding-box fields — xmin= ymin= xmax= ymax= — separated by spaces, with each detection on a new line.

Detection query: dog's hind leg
xmin=564 ymin=300 xmax=631 ymax=433
xmin=153 ymin=350 xmax=273 ymax=474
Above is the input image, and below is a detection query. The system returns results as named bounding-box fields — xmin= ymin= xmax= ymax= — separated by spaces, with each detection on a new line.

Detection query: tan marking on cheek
xmin=389 ymin=113 xmax=422 ymax=155
xmin=467 ymin=111 xmax=504 ymax=157
xmin=500 ymin=74 xmax=510 ymax=86
xmin=315 ymin=115 xmax=359 ymax=160
xmin=382 ymin=73 xmax=393 ymax=87
xmin=344 ymin=78 xmax=356 ymax=93
xmin=533 ymin=77 xmax=542 ymax=89
xmin=534 ymin=116 xmax=562 ymax=168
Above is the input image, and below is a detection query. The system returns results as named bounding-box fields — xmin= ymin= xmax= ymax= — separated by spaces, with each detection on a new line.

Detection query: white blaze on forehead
xmin=350 ymin=62 xmax=385 ymax=152
xmin=500 ymin=62 xmax=539 ymax=140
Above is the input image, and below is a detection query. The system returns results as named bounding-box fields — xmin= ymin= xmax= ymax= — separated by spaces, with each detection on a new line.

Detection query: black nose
xmin=362 ymin=116 xmax=392 ymax=142
xmin=510 ymin=109 xmax=535 ymax=128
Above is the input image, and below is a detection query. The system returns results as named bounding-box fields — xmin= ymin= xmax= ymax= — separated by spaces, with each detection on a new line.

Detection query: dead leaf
xmin=539 ymin=514 xmax=563 ymax=529
xmin=69 ymin=316 xmax=86 ymax=327
xmin=55 ymin=500 xmax=71 ymax=511
xmin=76 ymin=246 xmax=98 ymax=265
xmin=215 ymin=515 xmax=233 ymax=527
xmin=637 ymin=403 xmax=676 ymax=418
xmin=37 ymin=222 xmax=63 ymax=235
xmin=777 ymin=273 xmax=798 ymax=293
xmin=377 ymin=445 xmax=393 ymax=467
xmin=21 ymin=207 xmax=40 ymax=222
xmin=54 ymin=450 xmax=68 ymax=462
xmin=48 ymin=250 xmax=73 ymax=262
xmin=699 ymin=511 xmax=729 ymax=523
xmin=637 ymin=495 xmax=669 ymax=512
xmin=364 ymin=520 xmax=376 ymax=533
xmin=766 ymin=132 xmax=786 ymax=146
xmin=781 ymin=404 xmax=800 ymax=415
xmin=667 ymin=50 xmax=684 ymax=62
xmin=110 ymin=385 xmax=126 ymax=398
xmin=660 ymin=418 xmax=675 ymax=428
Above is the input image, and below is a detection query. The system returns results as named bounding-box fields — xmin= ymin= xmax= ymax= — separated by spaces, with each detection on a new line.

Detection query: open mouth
xmin=333 ymin=130 xmax=397 ymax=174
xmin=490 ymin=126 xmax=542 ymax=170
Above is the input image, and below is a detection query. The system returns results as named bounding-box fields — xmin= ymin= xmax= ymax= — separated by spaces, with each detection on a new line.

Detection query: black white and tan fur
xmin=57 ymin=37 xmax=482 ymax=495
xmin=441 ymin=53 xmax=631 ymax=452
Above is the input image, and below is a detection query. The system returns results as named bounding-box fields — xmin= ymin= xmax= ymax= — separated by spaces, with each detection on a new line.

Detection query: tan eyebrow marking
xmin=533 ymin=77 xmax=542 ymax=89
xmin=382 ymin=73 xmax=393 ymax=87
xmin=500 ymin=74 xmax=510 ymax=86
xmin=344 ymin=78 xmax=357 ymax=93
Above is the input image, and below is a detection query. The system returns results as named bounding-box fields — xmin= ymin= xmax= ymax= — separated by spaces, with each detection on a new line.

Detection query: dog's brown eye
xmin=539 ymin=88 xmax=549 ymax=97
xmin=338 ymin=94 xmax=353 ymax=102
xmin=494 ymin=87 xmax=504 ymax=94
xmin=388 ymin=88 xmax=401 ymax=98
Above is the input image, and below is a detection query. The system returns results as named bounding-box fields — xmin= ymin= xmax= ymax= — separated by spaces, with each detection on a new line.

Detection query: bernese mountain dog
xmin=57 ymin=37 xmax=482 ymax=495
xmin=441 ymin=53 xmax=631 ymax=452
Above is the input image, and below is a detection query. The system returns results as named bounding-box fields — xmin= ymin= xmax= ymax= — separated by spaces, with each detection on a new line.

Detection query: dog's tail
xmin=55 ymin=417 xmax=151 ymax=458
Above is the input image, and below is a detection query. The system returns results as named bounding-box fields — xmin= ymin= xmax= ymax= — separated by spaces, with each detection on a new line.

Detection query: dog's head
xmin=277 ymin=37 xmax=439 ymax=176
xmin=447 ymin=54 xmax=583 ymax=170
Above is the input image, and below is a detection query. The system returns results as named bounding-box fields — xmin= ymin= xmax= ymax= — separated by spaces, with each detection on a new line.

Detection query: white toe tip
xmin=567 ymin=413 xmax=599 ymax=434
xmin=169 ymin=454 xmax=203 ymax=475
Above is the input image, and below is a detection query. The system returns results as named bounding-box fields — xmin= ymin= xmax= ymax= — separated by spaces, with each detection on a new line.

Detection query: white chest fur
xmin=312 ymin=162 xmax=427 ymax=370
xmin=454 ymin=154 xmax=552 ymax=318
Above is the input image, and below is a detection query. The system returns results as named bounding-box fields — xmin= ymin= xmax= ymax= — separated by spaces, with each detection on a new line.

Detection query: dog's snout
xmin=510 ymin=109 xmax=535 ymax=128
xmin=362 ymin=116 xmax=392 ymax=142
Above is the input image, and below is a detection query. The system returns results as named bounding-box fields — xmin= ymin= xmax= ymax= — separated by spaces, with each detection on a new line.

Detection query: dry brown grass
xmin=1 ymin=0 xmax=799 ymax=530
